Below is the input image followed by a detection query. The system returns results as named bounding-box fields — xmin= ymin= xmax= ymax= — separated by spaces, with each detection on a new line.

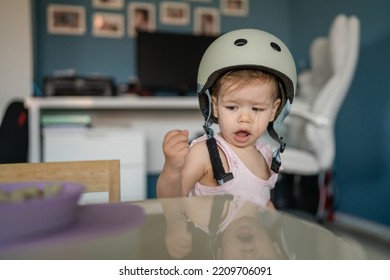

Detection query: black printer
xmin=43 ymin=75 xmax=116 ymax=97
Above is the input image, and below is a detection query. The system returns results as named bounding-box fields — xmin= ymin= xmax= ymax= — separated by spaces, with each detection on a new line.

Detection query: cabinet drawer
xmin=43 ymin=128 xmax=145 ymax=165
xmin=43 ymin=127 xmax=146 ymax=202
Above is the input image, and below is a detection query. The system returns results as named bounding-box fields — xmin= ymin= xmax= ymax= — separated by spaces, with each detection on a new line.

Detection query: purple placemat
xmin=0 ymin=203 xmax=145 ymax=252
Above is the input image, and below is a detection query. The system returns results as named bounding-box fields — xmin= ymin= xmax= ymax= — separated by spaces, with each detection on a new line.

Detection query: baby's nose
xmin=238 ymin=109 xmax=252 ymax=123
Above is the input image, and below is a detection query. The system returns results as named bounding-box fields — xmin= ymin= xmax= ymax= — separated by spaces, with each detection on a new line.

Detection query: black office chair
xmin=0 ymin=99 xmax=28 ymax=163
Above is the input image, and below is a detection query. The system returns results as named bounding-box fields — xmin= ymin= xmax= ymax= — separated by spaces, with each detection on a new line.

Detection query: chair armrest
xmin=289 ymin=104 xmax=330 ymax=127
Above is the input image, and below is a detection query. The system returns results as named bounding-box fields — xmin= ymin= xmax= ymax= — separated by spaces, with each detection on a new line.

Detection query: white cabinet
xmin=43 ymin=128 xmax=146 ymax=203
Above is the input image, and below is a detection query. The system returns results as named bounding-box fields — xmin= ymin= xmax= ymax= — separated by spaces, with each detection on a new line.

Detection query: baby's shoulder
xmin=190 ymin=134 xmax=208 ymax=146
xmin=189 ymin=137 xmax=208 ymax=154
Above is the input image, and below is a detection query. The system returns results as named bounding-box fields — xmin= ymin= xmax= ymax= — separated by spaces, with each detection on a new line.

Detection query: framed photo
xmin=128 ymin=2 xmax=156 ymax=37
xmin=92 ymin=0 xmax=124 ymax=10
xmin=194 ymin=8 xmax=220 ymax=36
xmin=160 ymin=2 xmax=190 ymax=25
xmin=220 ymin=0 xmax=249 ymax=17
xmin=47 ymin=4 xmax=86 ymax=35
xmin=92 ymin=12 xmax=124 ymax=38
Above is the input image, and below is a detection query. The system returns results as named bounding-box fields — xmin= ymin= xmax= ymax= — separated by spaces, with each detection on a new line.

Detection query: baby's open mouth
xmin=235 ymin=130 xmax=250 ymax=137
xmin=234 ymin=130 xmax=251 ymax=143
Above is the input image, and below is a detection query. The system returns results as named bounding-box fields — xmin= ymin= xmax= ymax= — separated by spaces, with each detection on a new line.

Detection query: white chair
xmin=276 ymin=14 xmax=361 ymax=221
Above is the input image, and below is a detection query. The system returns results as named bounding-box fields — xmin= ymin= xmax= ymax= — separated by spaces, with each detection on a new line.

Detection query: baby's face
xmin=220 ymin=216 xmax=282 ymax=259
xmin=213 ymin=80 xmax=280 ymax=148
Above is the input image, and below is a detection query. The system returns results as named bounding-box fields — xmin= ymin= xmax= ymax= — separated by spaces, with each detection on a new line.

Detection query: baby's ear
xmin=270 ymin=98 xmax=281 ymax=122
xmin=211 ymin=95 xmax=219 ymax=118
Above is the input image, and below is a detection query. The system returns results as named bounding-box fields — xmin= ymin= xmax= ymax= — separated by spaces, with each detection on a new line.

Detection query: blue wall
xmin=290 ymin=0 xmax=390 ymax=226
xmin=34 ymin=0 xmax=291 ymax=88
xmin=33 ymin=0 xmax=390 ymax=226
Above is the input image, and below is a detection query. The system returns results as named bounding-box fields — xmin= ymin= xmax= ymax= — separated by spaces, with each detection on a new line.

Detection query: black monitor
xmin=136 ymin=31 xmax=217 ymax=96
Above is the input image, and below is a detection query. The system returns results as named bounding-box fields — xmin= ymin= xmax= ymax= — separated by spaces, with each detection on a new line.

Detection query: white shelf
xmin=25 ymin=96 xmax=199 ymax=110
xmin=25 ymin=96 xmax=204 ymax=174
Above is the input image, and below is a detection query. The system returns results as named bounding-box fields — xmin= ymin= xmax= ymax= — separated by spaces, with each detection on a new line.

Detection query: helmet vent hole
xmin=234 ymin=38 xmax=247 ymax=46
xmin=270 ymin=42 xmax=281 ymax=52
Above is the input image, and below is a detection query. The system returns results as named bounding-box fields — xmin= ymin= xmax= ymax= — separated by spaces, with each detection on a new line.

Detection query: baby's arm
xmin=157 ymin=130 xmax=210 ymax=198
xmin=157 ymin=130 xmax=190 ymax=197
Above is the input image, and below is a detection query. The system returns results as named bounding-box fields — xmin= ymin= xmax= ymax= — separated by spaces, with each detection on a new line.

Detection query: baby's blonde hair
xmin=212 ymin=69 xmax=279 ymax=100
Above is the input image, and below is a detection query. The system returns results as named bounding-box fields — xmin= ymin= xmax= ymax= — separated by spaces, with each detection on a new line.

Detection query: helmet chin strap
xmin=267 ymin=101 xmax=291 ymax=173
xmin=267 ymin=122 xmax=285 ymax=173
xmin=203 ymin=90 xmax=234 ymax=185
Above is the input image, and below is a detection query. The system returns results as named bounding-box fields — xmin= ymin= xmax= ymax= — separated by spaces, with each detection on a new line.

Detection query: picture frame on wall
xmin=128 ymin=2 xmax=156 ymax=37
xmin=47 ymin=4 xmax=86 ymax=35
xmin=160 ymin=2 xmax=190 ymax=25
xmin=194 ymin=8 xmax=220 ymax=36
xmin=92 ymin=0 xmax=124 ymax=10
xmin=92 ymin=12 xmax=124 ymax=38
xmin=220 ymin=0 xmax=249 ymax=17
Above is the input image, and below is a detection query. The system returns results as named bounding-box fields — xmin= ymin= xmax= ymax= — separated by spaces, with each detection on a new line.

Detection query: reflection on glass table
xmin=0 ymin=195 xmax=365 ymax=260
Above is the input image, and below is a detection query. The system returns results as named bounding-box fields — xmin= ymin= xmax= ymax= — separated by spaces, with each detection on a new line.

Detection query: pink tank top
xmin=189 ymin=134 xmax=279 ymax=208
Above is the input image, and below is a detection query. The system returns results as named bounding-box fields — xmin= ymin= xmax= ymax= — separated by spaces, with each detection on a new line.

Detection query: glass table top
xmin=0 ymin=195 xmax=365 ymax=260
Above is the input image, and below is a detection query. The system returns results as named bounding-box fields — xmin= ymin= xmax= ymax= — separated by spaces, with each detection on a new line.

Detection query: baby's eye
xmin=226 ymin=106 xmax=237 ymax=111
xmin=252 ymin=107 xmax=265 ymax=112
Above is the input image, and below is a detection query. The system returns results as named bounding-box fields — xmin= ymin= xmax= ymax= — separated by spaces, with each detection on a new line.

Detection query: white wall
xmin=0 ymin=0 xmax=32 ymax=119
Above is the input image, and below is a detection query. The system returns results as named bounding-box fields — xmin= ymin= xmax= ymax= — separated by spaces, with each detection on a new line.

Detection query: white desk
xmin=25 ymin=96 xmax=204 ymax=173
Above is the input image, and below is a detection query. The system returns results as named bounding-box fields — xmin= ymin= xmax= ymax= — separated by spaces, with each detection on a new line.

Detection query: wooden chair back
xmin=0 ymin=159 xmax=120 ymax=202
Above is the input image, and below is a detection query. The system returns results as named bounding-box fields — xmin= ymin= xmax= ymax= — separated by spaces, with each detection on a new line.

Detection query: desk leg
xmin=27 ymin=103 xmax=40 ymax=162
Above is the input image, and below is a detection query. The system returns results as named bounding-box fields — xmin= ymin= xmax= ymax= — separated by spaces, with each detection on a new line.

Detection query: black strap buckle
xmin=279 ymin=137 xmax=286 ymax=153
xmin=271 ymin=158 xmax=281 ymax=173
xmin=206 ymin=137 xmax=234 ymax=185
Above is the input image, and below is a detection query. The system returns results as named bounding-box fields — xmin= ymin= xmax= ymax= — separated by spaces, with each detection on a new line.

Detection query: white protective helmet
xmin=197 ymin=29 xmax=297 ymax=173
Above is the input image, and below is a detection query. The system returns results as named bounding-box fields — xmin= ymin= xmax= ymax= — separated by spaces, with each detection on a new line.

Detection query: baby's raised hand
xmin=162 ymin=130 xmax=190 ymax=172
